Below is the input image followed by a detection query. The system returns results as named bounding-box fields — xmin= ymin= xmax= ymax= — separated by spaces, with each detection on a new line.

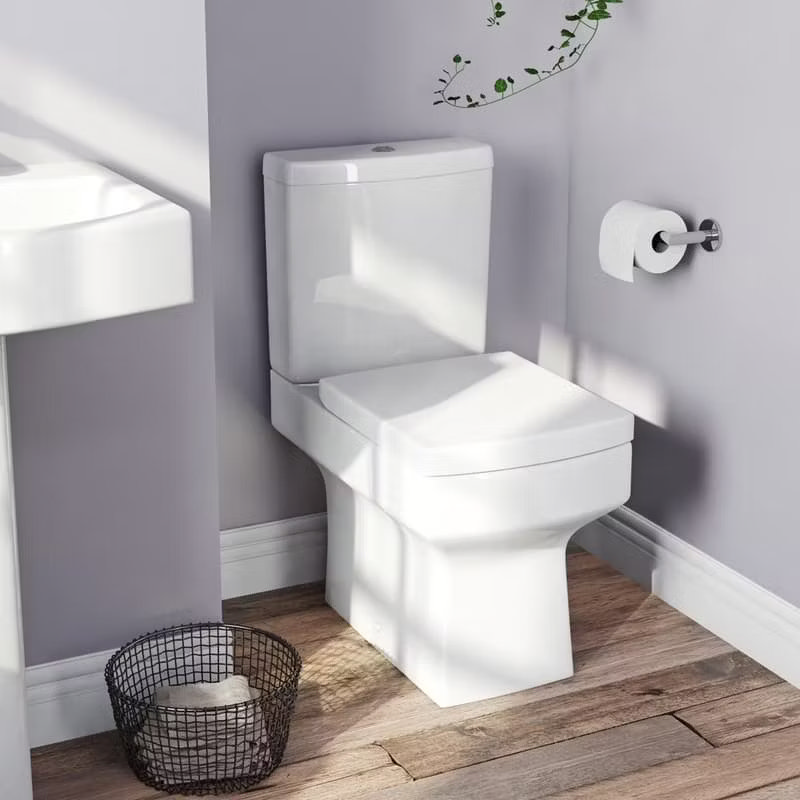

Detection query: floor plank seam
xmin=671 ymin=678 xmax=785 ymax=716
xmin=375 ymin=741 xmax=415 ymax=781
xmin=670 ymin=712 xmax=717 ymax=747
xmin=381 ymin=713 xmax=694 ymax=783
xmin=694 ymin=720 xmax=800 ymax=749
xmin=721 ymin=777 xmax=797 ymax=800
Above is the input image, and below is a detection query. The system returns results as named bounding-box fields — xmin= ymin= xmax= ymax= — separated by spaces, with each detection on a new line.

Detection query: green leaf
xmin=494 ymin=78 xmax=508 ymax=94
xmin=453 ymin=54 xmax=462 ymax=63
xmin=587 ymin=9 xmax=611 ymax=19
xmin=560 ymin=29 xmax=575 ymax=38
xmin=524 ymin=67 xmax=539 ymax=74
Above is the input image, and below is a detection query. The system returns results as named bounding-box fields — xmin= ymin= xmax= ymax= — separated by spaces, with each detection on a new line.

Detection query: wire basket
xmin=105 ymin=622 xmax=302 ymax=796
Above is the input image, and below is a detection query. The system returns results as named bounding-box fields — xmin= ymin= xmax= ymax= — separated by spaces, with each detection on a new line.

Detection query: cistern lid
xmin=262 ymin=138 xmax=493 ymax=185
xmin=319 ymin=352 xmax=634 ymax=476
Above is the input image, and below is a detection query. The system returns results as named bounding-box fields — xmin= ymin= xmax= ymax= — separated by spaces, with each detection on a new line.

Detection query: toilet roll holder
xmin=656 ymin=219 xmax=723 ymax=253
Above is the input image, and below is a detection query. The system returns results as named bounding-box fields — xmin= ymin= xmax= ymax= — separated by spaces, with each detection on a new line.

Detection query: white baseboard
xmin=26 ymin=648 xmax=116 ymax=748
xmin=576 ymin=506 xmax=800 ymax=689
xmin=25 ymin=513 xmax=328 ymax=748
xmin=220 ymin=512 xmax=327 ymax=600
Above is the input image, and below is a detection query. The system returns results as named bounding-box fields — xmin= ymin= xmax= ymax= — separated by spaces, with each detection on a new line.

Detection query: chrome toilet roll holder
xmin=656 ymin=219 xmax=723 ymax=253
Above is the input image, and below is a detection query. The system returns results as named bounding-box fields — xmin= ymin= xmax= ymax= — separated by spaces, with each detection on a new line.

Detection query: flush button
xmin=371 ymin=145 xmax=396 ymax=153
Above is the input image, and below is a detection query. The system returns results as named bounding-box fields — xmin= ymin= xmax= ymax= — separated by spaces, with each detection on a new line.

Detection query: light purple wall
xmin=567 ymin=2 xmax=800 ymax=603
xmin=6 ymin=0 xmax=784 ymax=667
xmin=206 ymin=0 xmax=573 ymax=529
xmin=0 ymin=0 xmax=221 ymax=665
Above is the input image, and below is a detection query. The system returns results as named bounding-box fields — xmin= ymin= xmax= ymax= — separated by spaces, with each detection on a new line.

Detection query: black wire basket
xmin=104 ymin=622 xmax=302 ymax=796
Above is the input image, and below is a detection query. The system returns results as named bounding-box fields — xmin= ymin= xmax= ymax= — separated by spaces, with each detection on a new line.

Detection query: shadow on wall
xmin=538 ymin=322 xmax=710 ymax=533
xmin=629 ymin=417 xmax=708 ymax=531
xmin=0 ymin=151 xmax=25 ymax=175
xmin=0 ymin=41 xmax=209 ymax=208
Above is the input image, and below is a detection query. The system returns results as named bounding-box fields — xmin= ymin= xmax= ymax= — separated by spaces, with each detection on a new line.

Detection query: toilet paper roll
xmin=599 ymin=201 xmax=688 ymax=282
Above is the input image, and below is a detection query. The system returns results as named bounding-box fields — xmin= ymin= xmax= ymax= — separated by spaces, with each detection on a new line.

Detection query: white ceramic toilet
xmin=263 ymin=138 xmax=634 ymax=707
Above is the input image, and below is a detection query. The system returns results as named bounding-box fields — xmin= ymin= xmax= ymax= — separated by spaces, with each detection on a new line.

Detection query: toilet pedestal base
xmin=323 ymin=472 xmax=575 ymax=707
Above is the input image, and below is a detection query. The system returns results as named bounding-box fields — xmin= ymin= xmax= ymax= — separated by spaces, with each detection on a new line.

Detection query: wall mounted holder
xmin=657 ymin=219 xmax=723 ymax=253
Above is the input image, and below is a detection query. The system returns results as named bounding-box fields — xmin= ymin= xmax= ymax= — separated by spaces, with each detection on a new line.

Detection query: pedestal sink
xmin=0 ymin=161 xmax=195 ymax=799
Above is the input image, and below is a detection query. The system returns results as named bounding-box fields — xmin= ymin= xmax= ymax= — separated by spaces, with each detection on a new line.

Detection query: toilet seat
xmin=319 ymin=351 xmax=634 ymax=476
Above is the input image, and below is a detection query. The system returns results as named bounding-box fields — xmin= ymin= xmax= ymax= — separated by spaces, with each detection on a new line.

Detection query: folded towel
xmin=155 ymin=675 xmax=259 ymax=708
xmin=134 ymin=675 xmax=269 ymax=786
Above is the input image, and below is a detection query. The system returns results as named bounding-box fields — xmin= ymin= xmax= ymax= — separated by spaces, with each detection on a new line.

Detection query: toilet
xmin=263 ymin=138 xmax=634 ymax=707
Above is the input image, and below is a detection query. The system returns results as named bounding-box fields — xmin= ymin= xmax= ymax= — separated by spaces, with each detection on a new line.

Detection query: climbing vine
xmin=434 ymin=0 xmax=623 ymax=109
xmin=486 ymin=1 xmax=507 ymax=26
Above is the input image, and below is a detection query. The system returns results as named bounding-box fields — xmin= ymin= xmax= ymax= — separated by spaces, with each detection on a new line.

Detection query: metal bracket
xmin=657 ymin=218 xmax=722 ymax=253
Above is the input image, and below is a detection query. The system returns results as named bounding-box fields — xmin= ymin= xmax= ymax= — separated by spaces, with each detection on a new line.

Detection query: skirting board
xmin=575 ymin=505 xmax=800 ymax=690
xmin=27 ymin=507 xmax=800 ymax=748
xmin=26 ymin=648 xmax=116 ymax=748
xmin=220 ymin=512 xmax=327 ymax=601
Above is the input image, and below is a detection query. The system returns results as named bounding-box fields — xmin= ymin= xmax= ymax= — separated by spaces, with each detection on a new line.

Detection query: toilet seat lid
xmin=319 ymin=352 xmax=634 ymax=476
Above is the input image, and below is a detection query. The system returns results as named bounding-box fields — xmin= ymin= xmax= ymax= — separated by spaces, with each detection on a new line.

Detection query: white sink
xmin=0 ymin=161 xmax=193 ymax=335
xmin=0 ymin=160 xmax=195 ymax=799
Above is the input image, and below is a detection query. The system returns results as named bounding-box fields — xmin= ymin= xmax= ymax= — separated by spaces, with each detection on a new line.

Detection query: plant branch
xmin=433 ymin=0 xmax=619 ymax=110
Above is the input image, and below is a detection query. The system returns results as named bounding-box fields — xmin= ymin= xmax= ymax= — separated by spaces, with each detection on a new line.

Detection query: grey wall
xmin=206 ymin=0 xmax=573 ymax=529
xmin=567 ymin=2 xmax=800 ymax=604
xmin=1 ymin=0 xmax=221 ymax=665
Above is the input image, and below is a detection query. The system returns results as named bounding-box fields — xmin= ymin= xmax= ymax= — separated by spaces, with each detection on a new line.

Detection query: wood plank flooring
xmin=31 ymin=553 xmax=800 ymax=799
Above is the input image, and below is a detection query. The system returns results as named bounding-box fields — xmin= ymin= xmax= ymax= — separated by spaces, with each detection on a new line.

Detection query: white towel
xmin=134 ymin=675 xmax=269 ymax=786
xmin=156 ymin=675 xmax=258 ymax=707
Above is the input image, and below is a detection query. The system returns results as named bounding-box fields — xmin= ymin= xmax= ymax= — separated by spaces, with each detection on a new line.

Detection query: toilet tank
xmin=262 ymin=138 xmax=493 ymax=383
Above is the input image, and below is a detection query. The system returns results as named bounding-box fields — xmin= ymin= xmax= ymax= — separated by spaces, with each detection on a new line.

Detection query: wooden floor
xmin=31 ymin=553 xmax=800 ymax=799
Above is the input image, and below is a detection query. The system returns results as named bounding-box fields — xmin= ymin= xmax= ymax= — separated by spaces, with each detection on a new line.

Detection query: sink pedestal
xmin=0 ymin=337 xmax=33 ymax=798
xmin=0 ymin=158 xmax=197 ymax=799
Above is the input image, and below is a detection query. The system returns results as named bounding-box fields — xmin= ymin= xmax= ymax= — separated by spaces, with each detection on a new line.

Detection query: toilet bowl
xmin=270 ymin=352 xmax=632 ymax=707
xmin=262 ymin=138 xmax=634 ymax=706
